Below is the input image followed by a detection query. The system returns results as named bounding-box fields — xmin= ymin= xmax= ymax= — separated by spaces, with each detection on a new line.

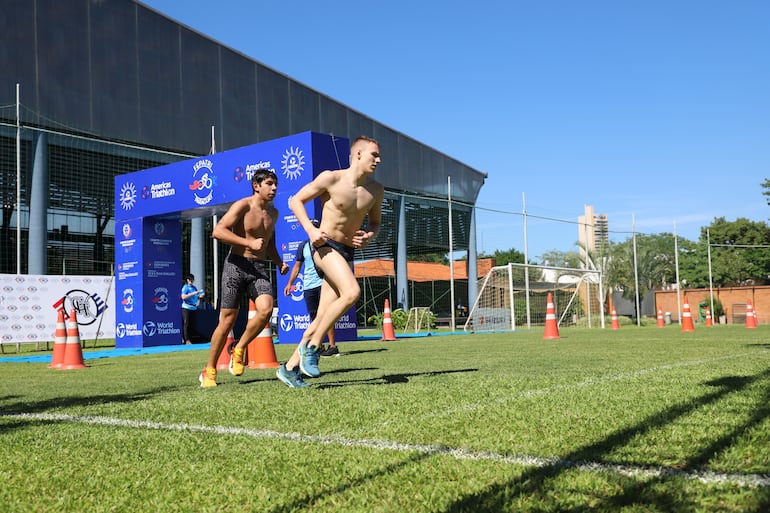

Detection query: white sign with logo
xmin=0 ymin=274 xmax=116 ymax=345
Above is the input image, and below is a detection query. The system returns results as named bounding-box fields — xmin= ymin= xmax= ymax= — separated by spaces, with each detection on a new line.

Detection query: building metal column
xmin=190 ymin=217 xmax=205 ymax=294
xmin=28 ymin=132 xmax=48 ymax=274
xmin=467 ymin=208 xmax=479 ymax=309
xmin=396 ymin=194 xmax=408 ymax=311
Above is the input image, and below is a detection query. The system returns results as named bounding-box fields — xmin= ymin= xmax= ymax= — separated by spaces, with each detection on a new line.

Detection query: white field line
xmin=434 ymin=350 xmax=770 ymax=419
xmin=5 ymin=412 xmax=769 ymax=489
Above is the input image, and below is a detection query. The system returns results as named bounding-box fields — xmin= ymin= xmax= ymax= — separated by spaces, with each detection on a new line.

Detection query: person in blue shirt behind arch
xmin=181 ymin=273 xmax=205 ymax=345
xmin=283 ymin=219 xmax=338 ymax=356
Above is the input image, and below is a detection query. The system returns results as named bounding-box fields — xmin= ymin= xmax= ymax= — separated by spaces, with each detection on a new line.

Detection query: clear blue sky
xmin=141 ymin=0 xmax=770 ymax=260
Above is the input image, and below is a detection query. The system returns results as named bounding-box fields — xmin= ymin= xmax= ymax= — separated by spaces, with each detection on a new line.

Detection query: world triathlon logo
xmin=280 ymin=313 xmax=294 ymax=332
xmin=119 ymin=182 xmax=137 ymax=210
xmin=143 ymin=320 xmax=157 ymax=337
xmin=281 ymin=146 xmax=305 ymax=180
xmin=190 ymin=159 xmax=216 ymax=206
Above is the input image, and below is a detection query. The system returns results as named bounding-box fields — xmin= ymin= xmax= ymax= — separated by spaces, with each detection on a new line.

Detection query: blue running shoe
xmin=276 ymin=363 xmax=310 ymax=388
xmin=298 ymin=342 xmax=321 ymax=377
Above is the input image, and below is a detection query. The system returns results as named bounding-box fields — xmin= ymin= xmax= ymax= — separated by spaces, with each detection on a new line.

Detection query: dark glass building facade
xmin=0 ymin=0 xmax=486 ymax=317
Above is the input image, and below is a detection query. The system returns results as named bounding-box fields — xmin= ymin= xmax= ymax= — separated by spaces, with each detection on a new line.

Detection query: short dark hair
xmin=186 ymin=273 xmax=195 ymax=281
xmin=252 ymin=168 xmax=278 ymax=186
xmin=352 ymin=135 xmax=378 ymax=148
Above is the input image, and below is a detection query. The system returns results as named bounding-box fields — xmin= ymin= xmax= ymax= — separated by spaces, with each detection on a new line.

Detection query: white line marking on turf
xmin=436 ymin=350 xmax=770 ymax=418
xmin=5 ymin=412 xmax=769 ymax=489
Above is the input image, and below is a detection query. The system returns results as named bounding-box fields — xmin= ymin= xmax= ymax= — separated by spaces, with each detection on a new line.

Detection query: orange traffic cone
xmin=61 ymin=309 xmax=87 ymax=369
xmin=705 ymin=307 xmax=713 ymax=326
xmin=610 ymin=306 xmax=620 ymax=330
xmin=656 ymin=309 xmax=665 ymax=328
xmin=248 ymin=321 xmax=279 ymax=369
xmin=49 ymin=309 xmax=68 ymax=368
xmin=381 ymin=299 xmax=396 ymax=341
xmin=217 ymin=329 xmax=236 ymax=370
xmin=746 ymin=299 xmax=757 ymax=328
xmin=543 ymin=292 xmax=560 ymax=340
xmin=681 ymin=296 xmax=695 ymax=332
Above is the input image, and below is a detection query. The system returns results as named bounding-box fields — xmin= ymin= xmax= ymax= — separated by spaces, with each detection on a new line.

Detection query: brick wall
xmin=654 ymin=286 xmax=770 ymax=325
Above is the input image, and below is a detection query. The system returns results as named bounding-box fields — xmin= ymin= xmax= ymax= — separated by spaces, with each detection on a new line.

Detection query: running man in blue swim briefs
xmin=199 ymin=169 xmax=289 ymax=387
xmin=276 ymin=136 xmax=384 ymax=388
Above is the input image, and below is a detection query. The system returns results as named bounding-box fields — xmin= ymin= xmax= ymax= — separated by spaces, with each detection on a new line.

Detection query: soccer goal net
xmin=464 ymin=263 xmax=604 ymax=332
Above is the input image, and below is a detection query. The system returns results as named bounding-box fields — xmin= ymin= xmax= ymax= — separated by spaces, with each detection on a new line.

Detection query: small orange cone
xmin=49 ymin=309 xmax=68 ymax=368
xmin=248 ymin=322 xmax=279 ymax=369
xmin=543 ymin=292 xmax=560 ymax=340
xmin=705 ymin=307 xmax=713 ymax=327
xmin=61 ymin=309 xmax=87 ymax=369
xmin=610 ymin=306 xmax=620 ymax=330
xmin=656 ymin=309 xmax=665 ymax=328
xmin=746 ymin=299 xmax=757 ymax=329
xmin=217 ymin=330 xmax=236 ymax=370
xmin=681 ymin=296 xmax=695 ymax=332
xmin=381 ymin=299 xmax=396 ymax=341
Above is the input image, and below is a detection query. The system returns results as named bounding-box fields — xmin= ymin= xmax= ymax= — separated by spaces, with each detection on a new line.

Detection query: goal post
xmin=464 ymin=263 xmax=605 ymax=332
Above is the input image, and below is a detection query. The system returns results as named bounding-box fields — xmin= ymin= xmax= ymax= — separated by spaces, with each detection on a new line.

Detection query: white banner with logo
xmin=0 ymin=274 xmax=116 ymax=345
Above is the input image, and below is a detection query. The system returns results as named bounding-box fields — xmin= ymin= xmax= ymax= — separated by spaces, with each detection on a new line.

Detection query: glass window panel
xmin=90 ymin=0 xmax=139 ymax=138
xmin=256 ymin=67 xmax=290 ymax=141
xmin=36 ymin=0 xmax=90 ymax=129
xmin=221 ymin=51 xmax=258 ymax=149
xmin=289 ymin=83 xmax=320 ymax=134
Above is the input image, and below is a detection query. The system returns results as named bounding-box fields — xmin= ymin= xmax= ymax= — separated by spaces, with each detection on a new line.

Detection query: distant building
xmin=578 ymin=205 xmax=609 ymax=264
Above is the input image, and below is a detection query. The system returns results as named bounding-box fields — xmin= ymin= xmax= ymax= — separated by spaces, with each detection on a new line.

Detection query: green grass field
xmin=1 ymin=326 xmax=769 ymax=512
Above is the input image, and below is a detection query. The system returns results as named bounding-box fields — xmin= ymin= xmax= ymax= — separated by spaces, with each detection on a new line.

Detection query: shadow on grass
xmin=264 ymin=451 xmax=435 ymax=513
xmin=444 ymin=367 xmax=770 ymax=512
xmin=317 ymin=368 xmax=478 ymax=389
xmin=0 ymin=388 xmax=174 ymax=434
xmin=337 ymin=347 xmax=389 ymax=356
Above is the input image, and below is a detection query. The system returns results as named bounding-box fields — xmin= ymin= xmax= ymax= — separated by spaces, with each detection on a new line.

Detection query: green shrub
xmin=367 ymin=308 xmax=436 ymax=331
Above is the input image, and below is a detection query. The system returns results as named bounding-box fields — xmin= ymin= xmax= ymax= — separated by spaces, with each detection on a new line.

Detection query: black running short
xmin=219 ymin=252 xmax=273 ymax=310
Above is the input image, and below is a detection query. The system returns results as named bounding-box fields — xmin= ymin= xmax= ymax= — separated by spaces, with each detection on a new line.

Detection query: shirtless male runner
xmin=199 ymin=169 xmax=289 ymax=387
xmin=276 ymin=136 xmax=384 ymax=388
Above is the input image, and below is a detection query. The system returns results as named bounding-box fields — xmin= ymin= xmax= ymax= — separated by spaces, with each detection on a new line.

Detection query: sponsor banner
xmin=115 ymin=131 xmax=336 ymax=221
xmin=113 ymin=131 xmax=355 ymax=346
xmin=114 ymin=218 xmax=182 ymax=348
xmin=0 ymin=274 xmax=115 ymax=345
xmin=273 ymin=134 xmax=357 ymax=343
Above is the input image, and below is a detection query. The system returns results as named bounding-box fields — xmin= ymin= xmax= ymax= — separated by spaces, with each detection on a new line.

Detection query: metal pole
xmin=674 ymin=223 xmax=682 ymax=325
xmin=448 ymin=176 xmax=455 ymax=331
xmin=16 ymin=83 xmax=21 ymax=274
xmin=632 ymin=214 xmax=641 ymax=326
xmin=707 ymin=229 xmax=715 ymax=323
xmin=210 ymin=126 xmax=219 ymax=308
xmin=522 ymin=192 xmax=531 ymax=329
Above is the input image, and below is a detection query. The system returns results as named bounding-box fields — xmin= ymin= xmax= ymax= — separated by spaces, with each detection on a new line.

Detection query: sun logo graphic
xmin=119 ymin=182 xmax=137 ymax=210
xmin=281 ymin=146 xmax=305 ymax=180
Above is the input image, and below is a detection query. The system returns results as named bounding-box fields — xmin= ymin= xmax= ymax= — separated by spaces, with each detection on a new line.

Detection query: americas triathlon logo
xmin=281 ymin=146 xmax=305 ymax=180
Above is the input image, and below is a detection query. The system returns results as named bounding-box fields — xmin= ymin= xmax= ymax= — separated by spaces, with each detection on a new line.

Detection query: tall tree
xmin=696 ymin=217 xmax=770 ymax=286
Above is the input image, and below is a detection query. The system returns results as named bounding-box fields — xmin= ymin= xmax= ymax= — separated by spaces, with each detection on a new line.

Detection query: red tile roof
xmin=354 ymin=258 xmax=495 ymax=282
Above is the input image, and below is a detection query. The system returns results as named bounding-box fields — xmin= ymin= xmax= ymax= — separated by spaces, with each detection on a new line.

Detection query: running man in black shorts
xmin=199 ymin=169 xmax=289 ymax=387
xmin=276 ymin=136 xmax=384 ymax=388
